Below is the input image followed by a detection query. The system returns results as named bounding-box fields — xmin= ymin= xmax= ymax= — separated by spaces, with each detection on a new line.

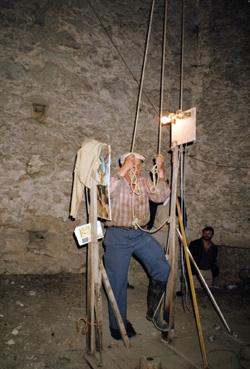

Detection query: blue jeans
xmin=103 ymin=227 xmax=170 ymax=330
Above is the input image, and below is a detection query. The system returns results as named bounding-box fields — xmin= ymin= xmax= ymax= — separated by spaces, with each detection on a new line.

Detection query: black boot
xmin=146 ymin=278 xmax=169 ymax=332
xmin=110 ymin=321 xmax=137 ymax=340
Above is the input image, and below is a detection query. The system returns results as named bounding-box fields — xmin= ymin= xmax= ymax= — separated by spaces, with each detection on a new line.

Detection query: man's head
xmin=119 ymin=152 xmax=145 ymax=166
xmin=119 ymin=152 xmax=145 ymax=177
xmin=202 ymin=226 xmax=214 ymax=241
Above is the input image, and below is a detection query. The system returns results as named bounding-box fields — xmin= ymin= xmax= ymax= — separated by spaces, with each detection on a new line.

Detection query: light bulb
xmin=160 ymin=115 xmax=171 ymax=125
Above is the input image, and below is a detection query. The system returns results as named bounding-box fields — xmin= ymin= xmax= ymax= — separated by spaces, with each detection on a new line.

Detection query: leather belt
xmin=108 ymin=225 xmax=146 ymax=230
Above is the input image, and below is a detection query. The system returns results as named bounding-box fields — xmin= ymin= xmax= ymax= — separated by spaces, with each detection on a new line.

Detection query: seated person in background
xmin=189 ymin=226 xmax=219 ymax=288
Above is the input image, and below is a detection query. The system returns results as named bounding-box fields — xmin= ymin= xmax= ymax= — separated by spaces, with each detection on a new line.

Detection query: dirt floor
xmin=0 ymin=273 xmax=250 ymax=369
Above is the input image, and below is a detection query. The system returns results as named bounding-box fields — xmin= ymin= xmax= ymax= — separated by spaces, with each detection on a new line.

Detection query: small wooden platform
xmin=85 ymin=345 xmax=136 ymax=369
xmin=84 ymin=337 xmax=200 ymax=369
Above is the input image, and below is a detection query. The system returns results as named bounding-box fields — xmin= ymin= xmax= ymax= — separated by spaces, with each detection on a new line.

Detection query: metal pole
xmin=176 ymin=228 xmax=232 ymax=334
xmin=164 ymin=145 xmax=179 ymax=329
xmin=176 ymin=199 xmax=209 ymax=369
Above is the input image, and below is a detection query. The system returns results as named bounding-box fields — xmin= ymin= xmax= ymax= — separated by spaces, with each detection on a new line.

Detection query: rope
xmin=179 ymin=146 xmax=190 ymax=309
xmin=127 ymin=168 xmax=141 ymax=228
xmin=177 ymin=0 xmax=190 ymax=310
xmin=165 ymin=147 xmax=180 ymax=255
xmin=149 ymin=163 xmax=159 ymax=192
xmin=76 ymin=317 xmax=103 ymax=336
xmin=179 ymin=0 xmax=185 ymax=111
xmin=131 ymin=0 xmax=155 ymax=153
xmin=158 ymin=0 xmax=168 ymax=154
xmin=128 ymin=168 xmax=141 ymax=195
xmin=136 ymin=216 xmax=170 ymax=234
xmin=128 ymin=165 xmax=170 ymax=232
xmin=131 ymin=0 xmax=169 ymax=155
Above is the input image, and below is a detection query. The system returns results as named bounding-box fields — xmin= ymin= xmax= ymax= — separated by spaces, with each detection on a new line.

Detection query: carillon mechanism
xmin=160 ymin=112 xmax=176 ymax=125
xmin=160 ymin=109 xmax=192 ymax=126
xmin=175 ymin=109 xmax=192 ymax=119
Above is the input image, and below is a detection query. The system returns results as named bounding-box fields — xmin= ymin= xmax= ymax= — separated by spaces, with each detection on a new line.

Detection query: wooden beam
xmin=163 ymin=144 xmax=179 ymax=334
xmin=101 ymin=260 xmax=130 ymax=348
xmin=87 ymin=183 xmax=99 ymax=354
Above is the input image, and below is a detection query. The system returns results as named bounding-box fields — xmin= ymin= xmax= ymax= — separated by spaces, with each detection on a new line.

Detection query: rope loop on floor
xmin=76 ymin=317 xmax=103 ymax=336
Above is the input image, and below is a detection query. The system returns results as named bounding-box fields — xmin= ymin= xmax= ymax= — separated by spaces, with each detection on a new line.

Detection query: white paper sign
xmin=171 ymin=107 xmax=196 ymax=146
xmin=74 ymin=221 xmax=104 ymax=246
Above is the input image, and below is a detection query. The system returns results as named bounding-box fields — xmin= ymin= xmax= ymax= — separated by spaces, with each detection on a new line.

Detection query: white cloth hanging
xmin=70 ymin=138 xmax=107 ymax=219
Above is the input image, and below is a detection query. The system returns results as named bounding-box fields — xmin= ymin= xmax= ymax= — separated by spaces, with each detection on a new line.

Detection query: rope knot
xmin=76 ymin=317 xmax=103 ymax=336
xmin=150 ymin=164 xmax=159 ymax=193
xmin=129 ymin=168 xmax=141 ymax=195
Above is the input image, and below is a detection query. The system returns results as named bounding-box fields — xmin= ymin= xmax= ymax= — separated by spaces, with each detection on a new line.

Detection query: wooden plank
xmin=87 ymin=183 xmax=99 ymax=354
xmin=86 ymin=240 xmax=94 ymax=352
xmin=164 ymin=144 xmax=179 ymax=332
xmin=85 ymin=344 xmax=134 ymax=369
xmin=101 ymin=260 xmax=130 ymax=348
xmin=85 ymin=352 xmax=103 ymax=369
xmin=94 ymin=263 xmax=104 ymax=352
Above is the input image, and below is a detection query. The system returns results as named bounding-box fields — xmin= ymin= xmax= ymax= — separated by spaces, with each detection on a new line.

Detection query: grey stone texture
xmin=0 ymin=0 xmax=249 ymax=277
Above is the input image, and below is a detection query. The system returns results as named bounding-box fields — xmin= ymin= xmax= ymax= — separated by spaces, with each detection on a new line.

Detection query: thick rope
xmin=151 ymin=0 xmax=168 ymax=191
xmin=149 ymin=163 xmax=159 ymax=192
xmin=126 ymin=0 xmax=170 ymax=232
xmin=76 ymin=317 xmax=103 ymax=336
xmin=128 ymin=168 xmax=141 ymax=195
xmin=179 ymin=0 xmax=185 ymax=112
xmin=128 ymin=167 xmax=170 ymax=232
xmin=158 ymin=0 xmax=168 ymax=154
xmin=131 ymin=0 xmax=155 ymax=153
xmin=136 ymin=216 xmax=170 ymax=234
xmin=178 ymin=0 xmax=190 ymax=308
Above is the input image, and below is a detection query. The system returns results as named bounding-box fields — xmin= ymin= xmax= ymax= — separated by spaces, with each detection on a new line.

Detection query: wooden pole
xmin=94 ymin=279 xmax=103 ymax=365
xmin=86 ymin=143 xmax=130 ymax=359
xmin=186 ymin=248 xmax=232 ymax=334
xmin=163 ymin=144 xmax=179 ymax=335
xmin=86 ymin=183 xmax=99 ymax=354
xmin=101 ymin=260 xmax=130 ymax=348
xmin=94 ymin=257 xmax=104 ymax=352
xmin=176 ymin=199 xmax=209 ymax=368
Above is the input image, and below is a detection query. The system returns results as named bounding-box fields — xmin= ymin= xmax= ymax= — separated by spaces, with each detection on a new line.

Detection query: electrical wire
xmin=188 ymin=155 xmax=250 ymax=169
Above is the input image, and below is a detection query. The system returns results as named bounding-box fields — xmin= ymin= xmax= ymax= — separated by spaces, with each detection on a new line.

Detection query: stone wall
xmin=218 ymin=245 xmax=250 ymax=286
xmin=0 ymin=0 xmax=249 ymax=279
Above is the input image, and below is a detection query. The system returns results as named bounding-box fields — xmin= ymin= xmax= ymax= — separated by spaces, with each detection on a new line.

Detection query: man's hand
xmin=118 ymin=154 xmax=135 ymax=177
xmin=155 ymin=153 xmax=164 ymax=169
xmin=155 ymin=153 xmax=166 ymax=179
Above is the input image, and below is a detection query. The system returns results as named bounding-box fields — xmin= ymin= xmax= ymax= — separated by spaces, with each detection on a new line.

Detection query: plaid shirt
xmin=108 ymin=176 xmax=170 ymax=227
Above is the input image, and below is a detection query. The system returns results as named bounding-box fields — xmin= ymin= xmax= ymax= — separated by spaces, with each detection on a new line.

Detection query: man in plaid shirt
xmin=103 ymin=152 xmax=170 ymax=340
